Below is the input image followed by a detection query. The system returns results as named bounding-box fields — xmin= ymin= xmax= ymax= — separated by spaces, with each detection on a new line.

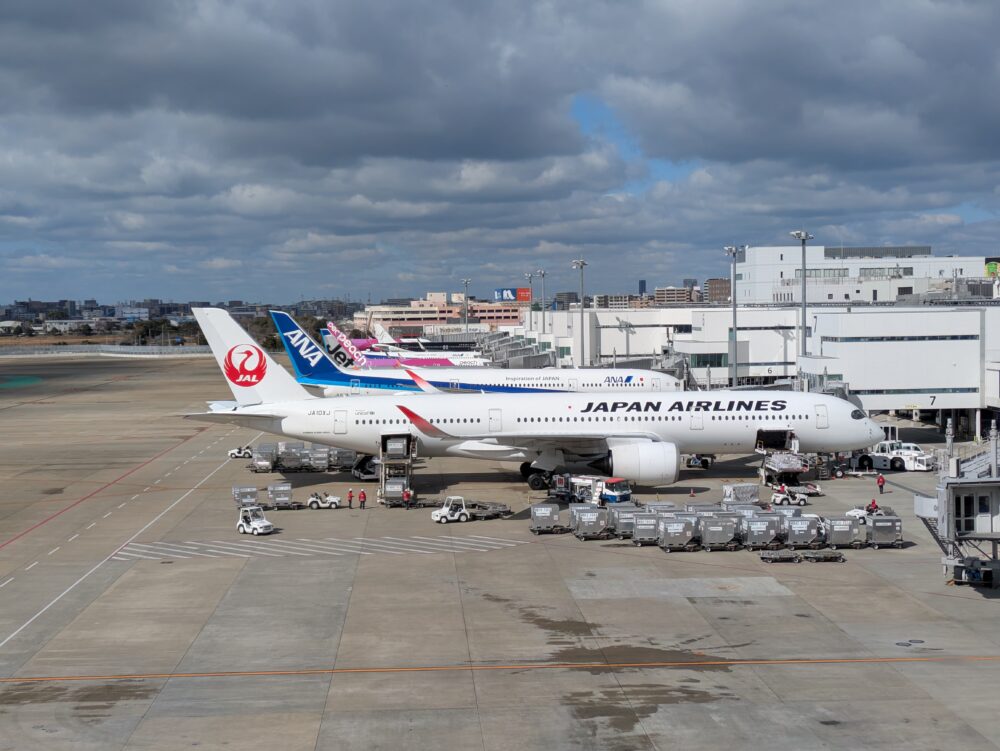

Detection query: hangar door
xmin=815 ymin=405 xmax=829 ymax=429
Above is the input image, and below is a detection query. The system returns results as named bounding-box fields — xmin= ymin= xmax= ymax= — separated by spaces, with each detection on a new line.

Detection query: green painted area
xmin=0 ymin=375 xmax=43 ymax=389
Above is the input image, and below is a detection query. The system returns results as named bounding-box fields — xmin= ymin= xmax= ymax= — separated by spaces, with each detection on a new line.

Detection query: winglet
xmin=404 ymin=369 xmax=444 ymax=394
xmin=397 ymin=405 xmax=454 ymax=438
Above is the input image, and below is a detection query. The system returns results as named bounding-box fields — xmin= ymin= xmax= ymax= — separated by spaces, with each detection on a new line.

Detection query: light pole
xmin=571 ymin=259 xmax=588 ymax=366
xmin=524 ymin=272 xmax=534 ymax=331
xmin=723 ymin=245 xmax=746 ymax=387
xmin=536 ymin=269 xmax=547 ymax=335
xmin=461 ymin=278 xmax=471 ymax=334
xmin=789 ymin=231 xmax=814 ymax=359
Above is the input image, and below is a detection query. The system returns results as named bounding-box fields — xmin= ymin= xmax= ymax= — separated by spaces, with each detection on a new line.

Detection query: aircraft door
xmin=567 ymin=378 xmax=578 ymax=390
xmin=690 ymin=413 xmax=704 ymax=430
xmin=334 ymin=410 xmax=347 ymax=435
xmin=815 ymin=404 xmax=829 ymax=429
xmin=651 ymin=378 xmax=661 ymax=390
xmin=350 ymin=378 xmax=361 ymax=395
xmin=489 ymin=408 xmax=502 ymax=432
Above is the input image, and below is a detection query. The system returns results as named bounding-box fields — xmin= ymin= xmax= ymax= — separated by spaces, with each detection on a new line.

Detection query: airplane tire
xmin=520 ymin=462 xmax=533 ymax=479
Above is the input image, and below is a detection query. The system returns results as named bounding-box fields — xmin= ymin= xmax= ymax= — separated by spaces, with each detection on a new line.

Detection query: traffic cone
xmin=689 ymin=488 xmax=696 ymax=498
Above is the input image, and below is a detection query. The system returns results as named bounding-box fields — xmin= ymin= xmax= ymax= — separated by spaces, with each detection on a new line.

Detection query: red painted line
xmin=0 ymin=428 xmax=207 ymax=551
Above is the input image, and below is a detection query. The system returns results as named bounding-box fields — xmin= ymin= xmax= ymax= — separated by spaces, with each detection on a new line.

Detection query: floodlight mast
xmin=571 ymin=259 xmax=588 ymax=366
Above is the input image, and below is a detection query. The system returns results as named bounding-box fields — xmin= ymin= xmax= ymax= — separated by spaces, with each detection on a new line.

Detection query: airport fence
xmin=0 ymin=345 xmax=213 ymax=358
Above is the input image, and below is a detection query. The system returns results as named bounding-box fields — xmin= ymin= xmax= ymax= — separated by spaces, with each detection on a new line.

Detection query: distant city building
xmin=638 ymin=279 xmax=647 ymax=296
xmin=682 ymin=278 xmax=698 ymax=289
xmin=353 ymin=292 xmax=521 ymax=335
xmin=553 ymin=291 xmax=579 ymax=310
xmin=654 ymin=286 xmax=696 ymax=304
xmin=703 ymin=278 xmax=732 ymax=303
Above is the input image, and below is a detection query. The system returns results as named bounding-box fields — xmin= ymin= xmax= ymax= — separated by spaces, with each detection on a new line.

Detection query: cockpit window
xmin=850 ymin=409 xmax=866 ymax=420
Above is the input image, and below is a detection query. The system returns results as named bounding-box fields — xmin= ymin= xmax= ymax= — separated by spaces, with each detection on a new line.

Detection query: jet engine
xmin=599 ymin=442 xmax=680 ymax=486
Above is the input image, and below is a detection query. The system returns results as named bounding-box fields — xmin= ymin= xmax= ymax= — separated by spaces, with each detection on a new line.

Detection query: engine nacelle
xmin=606 ymin=442 xmax=680 ymax=486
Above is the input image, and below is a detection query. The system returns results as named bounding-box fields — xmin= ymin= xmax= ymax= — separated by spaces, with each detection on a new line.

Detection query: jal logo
xmin=283 ymin=330 xmax=324 ymax=367
xmin=223 ymin=345 xmax=267 ymax=387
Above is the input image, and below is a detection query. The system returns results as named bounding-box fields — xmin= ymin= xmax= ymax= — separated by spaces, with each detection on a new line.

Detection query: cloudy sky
xmin=2 ymin=0 xmax=998 ymax=304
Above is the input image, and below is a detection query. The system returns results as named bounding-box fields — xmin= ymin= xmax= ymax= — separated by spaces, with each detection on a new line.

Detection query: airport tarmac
xmin=1 ymin=356 xmax=1000 ymax=750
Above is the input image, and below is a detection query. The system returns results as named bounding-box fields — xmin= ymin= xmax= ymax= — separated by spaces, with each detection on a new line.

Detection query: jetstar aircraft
xmin=190 ymin=308 xmax=883 ymax=488
xmin=271 ymin=310 xmax=680 ymax=395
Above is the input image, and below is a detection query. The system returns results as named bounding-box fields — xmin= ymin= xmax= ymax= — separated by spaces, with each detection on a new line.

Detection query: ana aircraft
xmin=191 ymin=308 xmax=883 ymax=487
xmin=271 ymin=310 xmax=680 ymax=395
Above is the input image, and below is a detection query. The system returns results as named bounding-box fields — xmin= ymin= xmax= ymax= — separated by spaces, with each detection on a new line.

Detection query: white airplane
xmin=336 ymin=322 xmax=491 ymax=367
xmin=271 ymin=310 xmax=680 ymax=396
xmin=191 ymin=308 xmax=884 ymax=488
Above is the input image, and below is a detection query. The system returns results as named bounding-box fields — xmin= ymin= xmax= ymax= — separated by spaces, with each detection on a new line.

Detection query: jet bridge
xmin=915 ymin=419 xmax=1000 ymax=588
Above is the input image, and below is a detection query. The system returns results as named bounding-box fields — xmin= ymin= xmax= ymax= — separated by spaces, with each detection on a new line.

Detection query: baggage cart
xmin=743 ymin=516 xmax=783 ymax=550
xmin=232 ymin=486 xmax=259 ymax=508
xmin=266 ymin=482 xmax=299 ymax=510
xmin=574 ymin=508 xmax=610 ymax=540
xmin=760 ymin=549 xmax=802 ymax=564
xmin=657 ymin=517 xmax=699 ymax=552
xmin=727 ymin=504 xmax=763 ymax=519
xmin=825 ymin=517 xmax=864 ymax=549
xmin=250 ymin=446 xmax=276 ymax=473
xmin=609 ymin=504 xmax=640 ymax=539
xmin=772 ymin=506 xmax=802 ymax=519
xmin=699 ymin=517 xmax=741 ymax=551
xmin=685 ymin=503 xmax=723 ymax=515
xmin=722 ymin=483 xmax=760 ymax=506
xmin=329 ymin=448 xmax=358 ymax=471
xmin=801 ymin=549 xmax=846 ymax=563
xmin=642 ymin=502 xmax=677 ymax=513
xmin=530 ymin=503 xmax=568 ymax=534
xmin=785 ymin=517 xmax=822 ymax=549
xmin=568 ymin=503 xmax=599 ymax=532
xmin=867 ymin=516 xmax=903 ymax=549
xmin=631 ymin=513 xmax=661 ymax=546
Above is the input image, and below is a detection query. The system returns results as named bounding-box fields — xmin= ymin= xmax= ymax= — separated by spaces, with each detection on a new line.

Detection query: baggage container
xmin=743 ymin=516 xmax=783 ymax=550
xmin=700 ymin=517 xmax=741 ymax=551
xmin=722 ymin=483 xmax=760 ymax=506
xmin=329 ymin=448 xmax=358 ymax=471
xmin=685 ymin=503 xmax=723 ymax=515
xmin=631 ymin=513 xmax=661 ymax=546
xmin=383 ymin=437 xmax=410 ymax=460
xmin=772 ymin=506 xmax=802 ymax=519
xmin=232 ymin=486 xmax=259 ymax=508
xmin=277 ymin=441 xmax=304 ymax=454
xmin=530 ymin=503 xmax=567 ymax=534
xmin=867 ymin=516 xmax=903 ymax=549
xmin=657 ymin=517 xmax=699 ymax=552
xmin=785 ymin=517 xmax=822 ymax=549
xmin=609 ymin=504 xmax=641 ymax=539
xmin=574 ymin=508 xmax=609 ymax=540
xmin=825 ymin=516 xmax=864 ymax=549
xmin=266 ymin=482 xmax=297 ymax=510
xmin=568 ymin=503 xmax=599 ymax=532
xmin=307 ymin=450 xmax=330 ymax=472
xmin=642 ymin=502 xmax=677 ymax=514
xmin=726 ymin=504 xmax=762 ymax=519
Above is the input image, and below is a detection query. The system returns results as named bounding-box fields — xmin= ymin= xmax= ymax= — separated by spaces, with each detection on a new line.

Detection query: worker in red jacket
xmin=876 ymin=473 xmax=886 ymax=495
xmin=402 ymin=487 xmax=412 ymax=509
xmin=359 ymin=489 xmax=367 ymax=509
xmin=346 ymin=489 xmax=354 ymax=509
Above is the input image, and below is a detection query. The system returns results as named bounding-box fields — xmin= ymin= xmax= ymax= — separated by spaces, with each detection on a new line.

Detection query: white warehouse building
xmin=735 ymin=245 xmax=988 ymax=304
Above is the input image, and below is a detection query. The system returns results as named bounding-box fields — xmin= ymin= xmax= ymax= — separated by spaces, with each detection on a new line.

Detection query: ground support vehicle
xmin=850 ymin=441 xmax=936 ymax=473
xmin=801 ymin=549 xmax=847 ymax=563
xmin=825 ymin=517 xmax=864 ymax=549
xmin=770 ymin=489 xmax=808 ymax=507
xmin=657 ymin=517 xmax=700 ymax=552
xmin=236 ymin=506 xmax=273 ymax=535
xmin=431 ymin=496 xmax=512 ymax=523
xmin=759 ymin=451 xmax=823 ymax=497
xmin=266 ymin=482 xmax=301 ymax=510
xmin=631 ymin=513 xmax=661 ymax=546
xmin=684 ymin=454 xmax=716 ymax=469
xmin=305 ymin=492 xmax=341 ymax=509
xmin=232 ymin=486 xmax=259 ymax=508
xmin=866 ymin=516 xmax=904 ymax=549
xmin=351 ymin=455 xmax=380 ymax=481
xmin=846 ymin=505 xmax=896 ymax=525
xmin=530 ymin=504 xmax=569 ymax=534
xmin=742 ymin=517 xmax=784 ymax=550
xmin=574 ymin=507 xmax=610 ymax=540
xmin=784 ymin=517 xmax=823 ymax=549
xmin=760 ymin=549 xmax=802 ymax=564
xmin=700 ymin=517 xmax=742 ymax=551
xmin=228 ymin=445 xmax=252 ymax=459
xmin=608 ymin=504 xmax=641 ymax=539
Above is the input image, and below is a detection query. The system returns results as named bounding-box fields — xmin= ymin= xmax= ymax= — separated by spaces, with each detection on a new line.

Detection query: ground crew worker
xmin=402 ymin=487 xmax=412 ymax=508
xmin=359 ymin=489 xmax=367 ymax=509
xmin=347 ymin=488 xmax=354 ymax=509
xmin=867 ymin=498 xmax=879 ymax=514
xmin=877 ymin=473 xmax=886 ymax=494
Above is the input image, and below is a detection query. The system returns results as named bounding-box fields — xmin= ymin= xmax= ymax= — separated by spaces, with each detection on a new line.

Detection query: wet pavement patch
xmin=0 ymin=375 xmax=43 ymax=390
xmin=0 ymin=680 xmax=158 ymax=709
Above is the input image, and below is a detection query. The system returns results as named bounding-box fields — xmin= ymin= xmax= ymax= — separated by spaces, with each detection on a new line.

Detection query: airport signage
xmin=494 ymin=287 xmax=533 ymax=302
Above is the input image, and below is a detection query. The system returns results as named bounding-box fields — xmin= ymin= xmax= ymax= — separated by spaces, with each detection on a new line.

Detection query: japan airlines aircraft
xmin=191 ymin=308 xmax=883 ymax=487
xmin=271 ymin=310 xmax=679 ymax=395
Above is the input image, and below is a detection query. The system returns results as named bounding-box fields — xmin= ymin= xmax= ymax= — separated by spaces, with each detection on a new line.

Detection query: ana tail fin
xmin=193 ymin=308 xmax=313 ymax=406
xmin=269 ymin=311 xmax=351 ymax=383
